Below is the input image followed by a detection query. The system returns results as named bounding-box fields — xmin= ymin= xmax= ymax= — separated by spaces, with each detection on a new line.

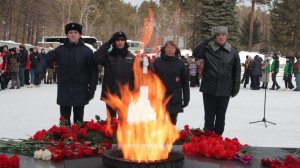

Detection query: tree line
xmin=0 ymin=0 xmax=299 ymax=53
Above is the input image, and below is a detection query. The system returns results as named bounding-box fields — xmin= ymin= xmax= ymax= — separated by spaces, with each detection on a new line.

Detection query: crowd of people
xmin=6 ymin=22 xmax=298 ymax=136
xmin=241 ymin=53 xmax=300 ymax=91
xmin=0 ymin=45 xmax=58 ymax=91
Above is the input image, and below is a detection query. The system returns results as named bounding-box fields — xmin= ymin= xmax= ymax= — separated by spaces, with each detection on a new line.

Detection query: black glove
xmin=107 ymin=36 xmax=115 ymax=45
xmin=182 ymin=100 xmax=189 ymax=108
xmin=107 ymin=32 xmax=119 ymax=45
xmin=231 ymin=90 xmax=239 ymax=98
xmin=87 ymin=91 xmax=95 ymax=101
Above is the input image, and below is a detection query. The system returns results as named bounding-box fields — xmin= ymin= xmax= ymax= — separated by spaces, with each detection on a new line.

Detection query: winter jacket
xmin=192 ymin=40 xmax=241 ymax=97
xmin=294 ymin=61 xmax=300 ymax=75
xmin=271 ymin=58 xmax=280 ymax=73
xmin=25 ymin=54 xmax=31 ymax=70
xmin=284 ymin=60 xmax=294 ymax=76
xmin=19 ymin=49 xmax=28 ymax=67
xmin=37 ymin=38 xmax=98 ymax=106
xmin=8 ymin=54 xmax=20 ymax=73
xmin=0 ymin=53 xmax=3 ymax=71
xmin=251 ymin=56 xmax=262 ymax=76
xmin=261 ymin=59 xmax=271 ymax=83
xmin=153 ymin=53 xmax=190 ymax=114
xmin=30 ymin=52 xmax=41 ymax=69
xmin=262 ymin=59 xmax=271 ymax=73
xmin=1 ymin=52 xmax=10 ymax=73
xmin=94 ymin=42 xmax=135 ymax=100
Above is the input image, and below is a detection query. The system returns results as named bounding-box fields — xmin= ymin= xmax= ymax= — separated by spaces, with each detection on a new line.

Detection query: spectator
xmin=19 ymin=43 xmax=28 ymax=87
xmin=30 ymin=47 xmax=41 ymax=86
xmin=8 ymin=48 xmax=20 ymax=89
xmin=269 ymin=54 xmax=281 ymax=90
xmin=283 ymin=56 xmax=294 ymax=90
xmin=294 ymin=52 xmax=300 ymax=91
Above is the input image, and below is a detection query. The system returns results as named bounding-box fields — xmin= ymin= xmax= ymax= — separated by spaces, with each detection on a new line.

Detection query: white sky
xmin=123 ymin=0 xmax=159 ymax=7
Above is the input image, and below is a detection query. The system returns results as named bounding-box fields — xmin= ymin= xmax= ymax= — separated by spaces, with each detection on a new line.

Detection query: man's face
xmin=3 ymin=47 xmax=7 ymax=52
xmin=33 ymin=47 xmax=38 ymax=53
xmin=215 ymin=33 xmax=227 ymax=46
xmin=16 ymin=48 xmax=20 ymax=54
xmin=115 ymin=38 xmax=125 ymax=49
xmin=41 ymin=49 xmax=45 ymax=54
xmin=165 ymin=44 xmax=176 ymax=56
xmin=67 ymin=30 xmax=81 ymax=44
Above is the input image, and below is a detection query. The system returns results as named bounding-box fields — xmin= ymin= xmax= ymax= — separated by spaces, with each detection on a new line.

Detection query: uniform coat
xmin=37 ymin=38 xmax=98 ymax=106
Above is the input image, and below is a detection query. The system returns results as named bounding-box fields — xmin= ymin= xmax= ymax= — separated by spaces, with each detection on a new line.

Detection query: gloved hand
xmin=182 ymin=100 xmax=189 ymax=108
xmin=231 ymin=90 xmax=239 ymax=98
xmin=107 ymin=35 xmax=115 ymax=45
xmin=87 ymin=90 xmax=95 ymax=101
xmin=107 ymin=32 xmax=120 ymax=45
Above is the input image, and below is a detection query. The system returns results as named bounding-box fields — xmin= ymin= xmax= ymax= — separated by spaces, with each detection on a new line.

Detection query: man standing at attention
xmin=192 ymin=26 xmax=241 ymax=135
xmin=37 ymin=23 xmax=98 ymax=125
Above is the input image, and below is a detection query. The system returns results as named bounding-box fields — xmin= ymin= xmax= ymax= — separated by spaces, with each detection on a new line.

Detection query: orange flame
xmin=103 ymin=58 xmax=179 ymax=162
xmin=140 ymin=8 xmax=155 ymax=48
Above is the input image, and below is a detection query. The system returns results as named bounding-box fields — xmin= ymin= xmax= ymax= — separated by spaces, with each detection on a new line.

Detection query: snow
xmin=0 ymin=79 xmax=299 ymax=148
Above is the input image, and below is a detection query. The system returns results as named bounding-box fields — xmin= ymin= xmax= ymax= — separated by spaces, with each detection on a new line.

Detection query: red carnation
xmin=32 ymin=129 xmax=47 ymax=141
xmin=9 ymin=154 xmax=20 ymax=168
xmin=59 ymin=116 xmax=65 ymax=122
xmin=83 ymin=148 xmax=95 ymax=157
xmin=179 ymin=130 xmax=188 ymax=141
xmin=101 ymin=141 xmax=112 ymax=150
xmin=0 ymin=154 xmax=9 ymax=168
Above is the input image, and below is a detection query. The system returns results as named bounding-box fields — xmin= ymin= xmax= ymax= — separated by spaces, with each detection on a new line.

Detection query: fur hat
xmin=65 ymin=23 xmax=82 ymax=35
xmin=212 ymin=26 xmax=228 ymax=37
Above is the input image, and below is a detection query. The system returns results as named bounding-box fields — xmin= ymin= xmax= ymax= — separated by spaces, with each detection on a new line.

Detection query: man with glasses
xmin=192 ymin=26 xmax=241 ymax=135
xmin=94 ymin=32 xmax=135 ymax=118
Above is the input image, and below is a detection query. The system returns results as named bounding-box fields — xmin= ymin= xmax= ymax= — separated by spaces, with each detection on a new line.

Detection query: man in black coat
xmin=37 ymin=23 xmax=98 ymax=125
xmin=18 ymin=44 xmax=28 ymax=87
xmin=94 ymin=32 xmax=135 ymax=118
xmin=192 ymin=26 xmax=241 ymax=135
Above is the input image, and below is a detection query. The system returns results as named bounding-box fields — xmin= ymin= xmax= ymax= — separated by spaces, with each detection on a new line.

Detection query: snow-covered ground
xmin=0 ymin=79 xmax=299 ymax=148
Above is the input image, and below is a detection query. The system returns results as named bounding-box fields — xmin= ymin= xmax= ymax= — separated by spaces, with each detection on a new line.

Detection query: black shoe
xmin=276 ymin=87 xmax=281 ymax=90
xmin=293 ymin=88 xmax=300 ymax=91
xmin=269 ymin=88 xmax=275 ymax=90
xmin=16 ymin=86 xmax=20 ymax=89
xmin=9 ymin=87 xmax=15 ymax=89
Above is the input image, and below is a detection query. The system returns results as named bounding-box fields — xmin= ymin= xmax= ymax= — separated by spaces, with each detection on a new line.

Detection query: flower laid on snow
xmin=180 ymin=125 xmax=252 ymax=164
xmin=261 ymin=155 xmax=300 ymax=168
xmin=0 ymin=154 xmax=20 ymax=168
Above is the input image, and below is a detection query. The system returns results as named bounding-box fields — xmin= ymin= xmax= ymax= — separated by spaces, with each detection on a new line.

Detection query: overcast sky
xmin=123 ymin=0 xmax=159 ymax=7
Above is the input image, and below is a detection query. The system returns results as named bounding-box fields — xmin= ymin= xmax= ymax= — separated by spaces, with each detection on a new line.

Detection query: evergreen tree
xmin=199 ymin=0 xmax=239 ymax=45
xmin=270 ymin=0 xmax=300 ymax=53
xmin=239 ymin=15 xmax=261 ymax=48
